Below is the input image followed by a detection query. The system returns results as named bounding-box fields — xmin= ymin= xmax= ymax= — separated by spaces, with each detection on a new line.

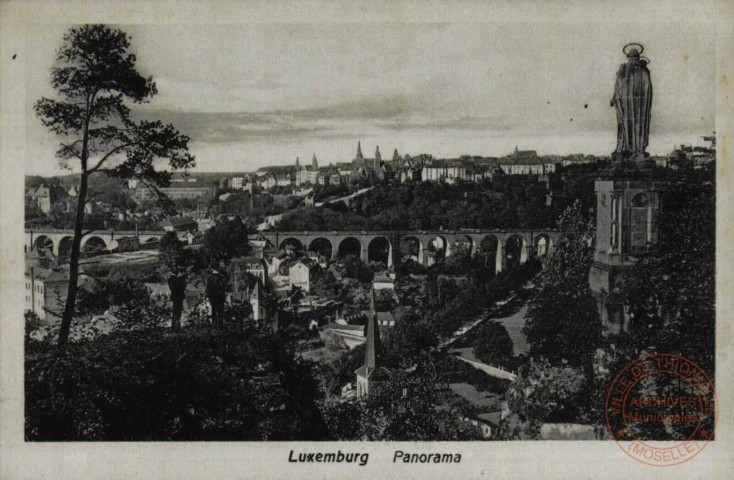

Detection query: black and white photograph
xmin=1 ymin=1 xmax=732 ymax=478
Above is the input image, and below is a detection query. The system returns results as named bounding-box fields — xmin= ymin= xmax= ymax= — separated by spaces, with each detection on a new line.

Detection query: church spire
xmin=295 ymin=156 xmax=300 ymax=167
xmin=312 ymin=153 xmax=318 ymax=170
xmin=356 ymin=141 xmax=363 ymax=160
xmin=363 ymin=285 xmax=381 ymax=372
xmin=392 ymin=149 xmax=400 ymax=162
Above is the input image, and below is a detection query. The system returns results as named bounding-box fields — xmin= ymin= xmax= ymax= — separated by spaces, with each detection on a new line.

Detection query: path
xmin=314 ymin=187 xmax=373 ymax=208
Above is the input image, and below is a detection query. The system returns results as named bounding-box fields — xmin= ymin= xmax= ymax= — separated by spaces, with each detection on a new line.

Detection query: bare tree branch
xmin=87 ymin=141 xmax=139 ymax=174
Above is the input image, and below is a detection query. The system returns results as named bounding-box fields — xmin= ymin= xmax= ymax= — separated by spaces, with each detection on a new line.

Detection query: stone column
xmin=496 ymin=246 xmax=505 ymax=273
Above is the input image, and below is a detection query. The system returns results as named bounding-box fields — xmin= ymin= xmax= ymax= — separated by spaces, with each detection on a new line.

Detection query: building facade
xmin=25 ymin=267 xmax=69 ymax=323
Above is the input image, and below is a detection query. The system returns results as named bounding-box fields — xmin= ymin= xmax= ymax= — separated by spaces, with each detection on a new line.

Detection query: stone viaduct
xmin=260 ymin=229 xmax=560 ymax=272
xmin=26 ymin=227 xmax=561 ymax=273
xmin=25 ymin=228 xmax=165 ymax=257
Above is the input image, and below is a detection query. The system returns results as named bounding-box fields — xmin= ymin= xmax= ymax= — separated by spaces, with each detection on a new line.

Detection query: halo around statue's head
xmin=639 ymin=55 xmax=651 ymax=64
xmin=623 ymin=43 xmax=645 ymax=57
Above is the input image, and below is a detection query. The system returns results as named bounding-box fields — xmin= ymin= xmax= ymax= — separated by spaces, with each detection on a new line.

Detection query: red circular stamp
xmin=605 ymin=353 xmax=717 ymax=467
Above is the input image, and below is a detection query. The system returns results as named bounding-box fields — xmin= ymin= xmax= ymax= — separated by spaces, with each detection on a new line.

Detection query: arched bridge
xmin=261 ymin=229 xmax=560 ymax=272
xmin=25 ymin=228 xmax=166 ymax=257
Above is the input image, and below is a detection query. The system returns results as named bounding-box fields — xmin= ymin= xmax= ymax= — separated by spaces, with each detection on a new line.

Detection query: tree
xmin=615 ymin=168 xmax=715 ymax=372
xmin=361 ymin=355 xmax=484 ymax=440
xmin=523 ymin=200 xmax=602 ymax=371
xmin=200 ymin=217 xmax=251 ymax=266
xmin=35 ymin=25 xmax=194 ymax=349
xmin=472 ymin=321 xmax=514 ymax=367
xmin=499 ymin=358 xmax=587 ymax=439
xmin=382 ymin=309 xmax=438 ymax=365
xmin=159 ymin=231 xmax=186 ymax=273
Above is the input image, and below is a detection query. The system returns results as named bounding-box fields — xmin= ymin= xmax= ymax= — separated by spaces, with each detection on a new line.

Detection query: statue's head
xmin=623 ymin=43 xmax=644 ymax=59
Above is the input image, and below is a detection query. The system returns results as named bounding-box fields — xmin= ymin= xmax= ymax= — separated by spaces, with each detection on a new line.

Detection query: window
xmin=631 ymin=193 xmax=647 ymax=207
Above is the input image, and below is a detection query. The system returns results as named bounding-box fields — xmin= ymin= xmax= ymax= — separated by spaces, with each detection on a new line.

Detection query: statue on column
xmin=610 ymin=43 xmax=652 ymax=162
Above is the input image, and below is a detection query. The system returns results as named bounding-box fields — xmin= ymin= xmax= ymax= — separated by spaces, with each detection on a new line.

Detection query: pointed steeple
xmin=514 ymin=145 xmax=519 ymax=156
xmin=312 ymin=153 xmax=318 ymax=170
xmin=392 ymin=149 xmax=400 ymax=162
xmin=295 ymin=156 xmax=300 ymax=167
xmin=251 ymin=278 xmax=263 ymax=301
xmin=356 ymin=141 xmax=363 ymax=160
xmin=363 ymin=285 xmax=381 ymax=372
xmin=373 ymin=145 xmax=381 ymax=172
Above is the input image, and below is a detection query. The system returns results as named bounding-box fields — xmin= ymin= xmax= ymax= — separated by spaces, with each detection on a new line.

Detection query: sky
xmin=23 ymin=22 xmax=716 ymax=175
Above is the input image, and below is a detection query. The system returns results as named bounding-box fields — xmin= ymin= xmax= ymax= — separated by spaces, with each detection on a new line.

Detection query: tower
xmin=356 ymin=141 xmax=363 ymax=160
xmin=312 ymin=153 xmax=318 ymax=170
xmin=295 ymin=156 xmax=300 ymax=168
xmin=392 ymin=149 xmax=400 ymax=162
xmin=354 ymin=285 xmax=388 ymax=397
xmin=250 ymin=279 xmax=266 ymax=322
xmin=373 ymin=146 xmax=382 ymax=176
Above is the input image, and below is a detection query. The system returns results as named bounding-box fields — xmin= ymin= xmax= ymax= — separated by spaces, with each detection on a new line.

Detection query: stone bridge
xmin=260 ymin=229 xmax=560 ymax=272
xmin=25 ymin=228 xmax=166 ymax=257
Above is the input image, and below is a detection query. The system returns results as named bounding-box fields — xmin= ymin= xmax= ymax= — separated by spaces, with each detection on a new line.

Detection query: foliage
xmin=26 ymin=326 xmax=328 ymax=441
xmin=319 ymin=355 xmax=484 ymax=440
xmin=338 ymin=255 xmax=374 ymax=283
xmin=472 ymin=321 xmax=514 ymax=367
xmin=274 ymin=171 xmax=605 ymax=232
xmin=76 ymin=272 xmax=153 ymax=317
xmin=499 ymin=358 xmax=587 ymax=440
xmin=382 ymin=308 xmax=438 ymax=365
xmin=158 ymin=231 xmax=198 ymax=276
xmin=362 ymin=355 xmax=485 ymax=440
xmin=614 ymin=168 xmax=715 ymax=372
xmin=523 ymin=200 xmax=602 ymax=369
xmin=25 ymin=311 xmax=44 ymax=347
xmin=199 ymin=217 xmax=251 ymax=266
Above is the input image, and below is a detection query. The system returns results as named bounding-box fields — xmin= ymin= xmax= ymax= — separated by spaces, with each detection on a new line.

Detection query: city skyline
xmin=23 ymin=23 xmax=715 ymax=175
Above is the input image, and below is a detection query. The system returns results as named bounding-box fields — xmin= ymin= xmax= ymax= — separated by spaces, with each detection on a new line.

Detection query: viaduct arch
xmin=260 ymin=229 xmax=560 ymax=272
xmin=25 ymin=228 xmax=165 ymax=257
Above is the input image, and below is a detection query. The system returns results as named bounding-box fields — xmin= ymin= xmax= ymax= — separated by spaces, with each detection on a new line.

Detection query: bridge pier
xmin=521 ymin=245 xmax=531 ymax=264
xmin=496 ymin=246 xmax=505 ymax=273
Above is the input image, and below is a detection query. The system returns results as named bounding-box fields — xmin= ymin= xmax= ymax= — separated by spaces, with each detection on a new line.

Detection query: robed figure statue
xmin=610 ymin=43 xmax=652 ymax=161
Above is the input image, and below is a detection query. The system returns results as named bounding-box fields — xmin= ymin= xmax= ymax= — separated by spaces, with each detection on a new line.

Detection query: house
xmin=161 ymin=216 xmax=198 ymax=232
xmin=303 ymin=250 xmax=329 ymax=269
xmin=289 ymin=258 xmax=317 ymax=293
xmin=498 ymin=147 xmax=556 ymax=175
xmin=265 ymin=250 xmax=290 ymax=277
xmin=25 ymin=245 xmax=57 ymax=269
xmin=316 ymin=172 xmax=330 ymax=185
xmin=25 ymin=266 xmax=69 ymax=323
xmin=29 ymin=184 xmax=67 ymax=214
xmin=243 ymin=257 xmax=268 ymax=284
xmin=177 ymin=231 xmax=199 ymax=245
xmin=231 ymin=177 xmax=244 ymax=189
xmin=373 ymin=272 xmax=395 ymax=291
xmin=329 ymin=173 xmax=348 ymax=186
xmin=421 ymin=160 xmax=469 ymax=183
xmin=116 ymin=236 xmax=140 ymax=252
